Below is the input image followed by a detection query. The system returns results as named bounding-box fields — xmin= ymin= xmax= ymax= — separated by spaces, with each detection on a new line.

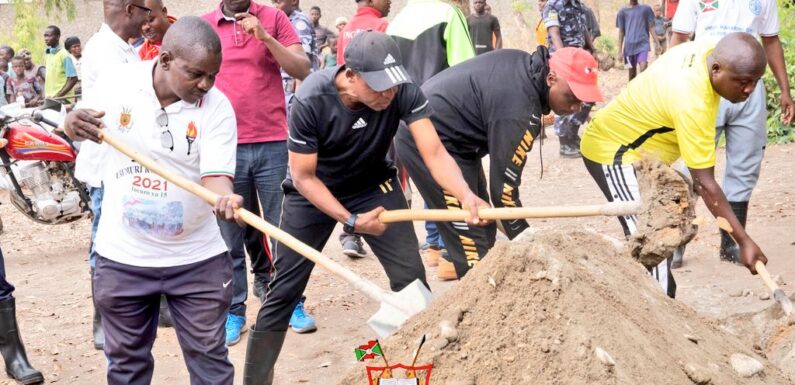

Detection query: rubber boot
xmin=719 ymin=201 xmax=748 ymax=264
xmin=90 ymin=268 xmax=104 ymax=350
xmin=0 ymin=298 xmax=44 ymax=384
xmin=243 ymin=329 xmax=286 ymax=385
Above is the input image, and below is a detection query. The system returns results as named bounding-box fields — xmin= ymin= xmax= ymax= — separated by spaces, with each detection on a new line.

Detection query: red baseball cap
xmin=549 ymin=47 xmax=604 ymax=103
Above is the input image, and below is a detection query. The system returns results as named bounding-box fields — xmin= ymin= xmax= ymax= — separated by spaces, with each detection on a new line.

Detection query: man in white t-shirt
xmin=64 ymin=17 xmax=240 ymax=385
xmin=76 ymin=0 xmax=149 ymax=351
xmin=670 ymin=0 xmax=794 ymax=267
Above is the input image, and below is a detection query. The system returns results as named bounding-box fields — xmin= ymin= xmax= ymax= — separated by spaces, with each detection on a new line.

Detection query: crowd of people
xmin=0 ymin=0 xmax=791 ymax=384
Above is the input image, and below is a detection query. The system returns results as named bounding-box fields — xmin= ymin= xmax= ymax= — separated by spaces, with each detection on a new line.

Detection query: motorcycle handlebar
xmin=31 ymin=111 xmax=60 ymax=129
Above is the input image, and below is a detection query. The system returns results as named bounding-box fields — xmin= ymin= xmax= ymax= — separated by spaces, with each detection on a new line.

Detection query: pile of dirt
xmin=722 ymin=297 xmax=795 ymax=380
xmin=628 ymin=158 xmax=698 ymax=268
xmin=336 ymin=230 xmax=791 ymax=385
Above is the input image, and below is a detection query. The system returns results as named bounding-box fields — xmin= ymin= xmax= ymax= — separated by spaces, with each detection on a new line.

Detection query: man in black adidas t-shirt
xmin=395 ymin=47 xmax=604 ymax=280
xmin=242 ymin=31 xmax=489 ymax=384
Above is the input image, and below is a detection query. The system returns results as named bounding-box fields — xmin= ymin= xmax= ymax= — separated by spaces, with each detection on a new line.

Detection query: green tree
xmin=1 ymin=0 xmax=76 ymax=65
xmin=763 ymin=0 xmax=795 ymax=144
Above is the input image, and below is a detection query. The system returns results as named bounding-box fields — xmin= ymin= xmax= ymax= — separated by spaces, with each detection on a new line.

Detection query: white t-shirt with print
xmin=87 ymin=60 xmax=237 ymax=268
xmin=672 ymin=0 xmax=779 ymax=41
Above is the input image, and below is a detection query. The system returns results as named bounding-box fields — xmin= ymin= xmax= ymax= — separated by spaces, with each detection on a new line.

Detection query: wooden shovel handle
xmin=755 ymin=261 xmax=780 ymax=293
xmin=378 ymin=201 xmax=642 ymax=223
xmin=717 ymin=217 xmax=778 ymax=293
xmin=100 ymin=132 xmax=386 ymax=303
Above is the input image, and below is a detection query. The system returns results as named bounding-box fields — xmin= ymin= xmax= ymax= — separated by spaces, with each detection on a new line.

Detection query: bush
xmin=0 ymin=1 xmax=75 ymax=65
xmin=595 ymin=36 xmax=618 ymax=58
xmin=763 ymin=0 xmax=795 ymax=144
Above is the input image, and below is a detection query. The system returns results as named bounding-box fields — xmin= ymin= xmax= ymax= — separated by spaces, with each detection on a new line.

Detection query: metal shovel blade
xmin=367 ymin=279 xmax=434 ymax=338
xmin=773 ymin=289 xmax=793 ymax=316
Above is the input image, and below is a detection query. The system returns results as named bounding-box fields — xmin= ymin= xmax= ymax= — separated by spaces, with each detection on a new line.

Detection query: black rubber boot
xmin=0 ymin=298 xmax=44 ymax=384
xmin=243 ymin=329 xmax=286 ymax=385
xmin=89 ymin=268 xmax=104 ymax=350
xmin=158 ymin=295 xmax=173 ymax=328
xmin=719 ymin=201 xmax=748 ymax=264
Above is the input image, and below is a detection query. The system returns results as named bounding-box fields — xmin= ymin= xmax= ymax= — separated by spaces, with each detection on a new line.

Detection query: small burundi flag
xmin=355 ymin=340 xmax=384 ymax=361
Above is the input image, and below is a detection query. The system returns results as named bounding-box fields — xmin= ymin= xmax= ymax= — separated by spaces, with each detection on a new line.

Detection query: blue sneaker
xmin=225 ymin=313 xmax=246 ymax=346
xmin=289 ymin=299 xmax=317 ymax=334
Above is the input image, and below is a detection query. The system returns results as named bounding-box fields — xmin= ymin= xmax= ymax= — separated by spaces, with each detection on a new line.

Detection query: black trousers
xmin=244 ymin=184 xmax=273 ymax=284
xmin=253 ymin=177 xmax=427 ymax=331
xmin=0 ymin=248 xmax=14 ymax=302
xmin=582 ymin=157 xmax=676 ymax=298
xmin=394 ymin=127 xmax=497 ymax=278
xmin=93 ymin=253 xmax=234 ymax=385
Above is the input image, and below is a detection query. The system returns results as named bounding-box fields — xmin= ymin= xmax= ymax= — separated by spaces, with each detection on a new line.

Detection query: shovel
xmin=716 ymin=217 xmax=793 ymax=319
xmin=100 ymin=131 xmax=432 ymax=337
xmin=378 ymin=201 xmax=642 ymax=223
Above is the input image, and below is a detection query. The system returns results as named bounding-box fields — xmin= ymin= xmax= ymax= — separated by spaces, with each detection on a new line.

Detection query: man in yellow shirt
xmin=581 ymin=32 xmax=768 ymax=298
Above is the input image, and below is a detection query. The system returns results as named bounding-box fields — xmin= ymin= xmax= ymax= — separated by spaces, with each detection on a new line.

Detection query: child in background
xmin=321 ymin=36 xmax=338 ymax=69
xmin=0 ymin=59 xmax=8 ymax=105
xmin=6 ymin=56 xmax=42 ymax=108
xmin=653 ymin=4 xmax=670 ymax=55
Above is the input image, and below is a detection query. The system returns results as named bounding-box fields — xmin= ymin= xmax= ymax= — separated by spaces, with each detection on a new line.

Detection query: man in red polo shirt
xmin=202 ymin=0 xmax=311 ymax=347
xmin=337 ymin=0 xmax=391 ymax=65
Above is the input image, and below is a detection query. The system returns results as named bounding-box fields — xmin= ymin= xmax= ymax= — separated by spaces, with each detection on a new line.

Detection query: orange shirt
xmin=138 ymin=16 xmax=177 ymax=60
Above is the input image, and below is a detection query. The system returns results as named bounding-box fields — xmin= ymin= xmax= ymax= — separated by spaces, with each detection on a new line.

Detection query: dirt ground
xmin=1 ymin=68 xmax=794 ymax=384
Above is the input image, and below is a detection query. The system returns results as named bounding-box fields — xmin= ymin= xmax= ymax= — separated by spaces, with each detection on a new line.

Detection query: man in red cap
xmin=581 ymin=32 xmax=770 ymax=298
xmin=395 ymin=46 xmax=602 ymax=279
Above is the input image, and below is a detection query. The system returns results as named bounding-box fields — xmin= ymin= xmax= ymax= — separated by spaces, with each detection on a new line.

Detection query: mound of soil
xmin=628 ymin=158 xmax=698 ymax=268
xmin=336 ymin=230 xmax=790 ymax=385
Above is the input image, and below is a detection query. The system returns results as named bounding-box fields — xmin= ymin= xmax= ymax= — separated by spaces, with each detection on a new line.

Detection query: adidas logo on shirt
xmin=383 ymin=54 xmax=396 ymax=65
xmin=352 ymin=118 xmax=367 ymax=130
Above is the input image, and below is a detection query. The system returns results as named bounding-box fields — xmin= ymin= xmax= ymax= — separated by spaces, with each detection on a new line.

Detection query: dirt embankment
xmin=336 ymin=230 xmax=791 ymax=385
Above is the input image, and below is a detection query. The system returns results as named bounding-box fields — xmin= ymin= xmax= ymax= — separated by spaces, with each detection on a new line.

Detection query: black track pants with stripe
xmin=253 ymin=177 xmax=428 ymax=332
xmin=583 ymin=157 xmax=677 ymax=298
xmin=395 ymin=126 xmax=497 ymax=278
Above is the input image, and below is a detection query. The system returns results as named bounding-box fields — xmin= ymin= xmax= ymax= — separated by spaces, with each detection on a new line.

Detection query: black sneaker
xmin=342 ymin=236 xmax=367 ymax=258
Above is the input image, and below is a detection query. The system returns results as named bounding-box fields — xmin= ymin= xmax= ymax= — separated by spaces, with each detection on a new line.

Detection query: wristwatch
xmin=343 ymin=214 xmax=357 ymax=234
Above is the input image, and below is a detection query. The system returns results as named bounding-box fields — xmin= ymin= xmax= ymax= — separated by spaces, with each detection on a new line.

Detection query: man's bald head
xmin=155 ymin=17 xmax=222 ymax=105
xmin=713 ymin=32 xmax=767 ymax=75
xmin=161 ymin=16 xmax=221 ymax=62
xmin=708 ymin=32 xmax=767 ymax=103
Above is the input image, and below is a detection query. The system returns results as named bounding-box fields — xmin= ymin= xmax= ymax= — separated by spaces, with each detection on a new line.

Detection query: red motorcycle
xmin=0 ymin=105 xmax=91 ymax=230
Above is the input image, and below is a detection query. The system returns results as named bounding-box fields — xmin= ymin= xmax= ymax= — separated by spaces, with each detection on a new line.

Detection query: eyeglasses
xmin=130 ymin=3 xmax=152 ymax=18
xmin=156 ymin=108 xmax=173 ymax=151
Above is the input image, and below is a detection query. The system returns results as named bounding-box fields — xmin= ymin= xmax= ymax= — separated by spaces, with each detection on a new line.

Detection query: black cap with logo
xmin=344 ymin=30 xmax=413 ymax=92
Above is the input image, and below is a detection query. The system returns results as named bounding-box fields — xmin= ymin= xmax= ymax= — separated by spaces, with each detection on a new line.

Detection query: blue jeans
xmin=424 ymin=204 xmax=444 ymax=248
xmin=89 ymin=184 xmax=104 ymax=269
xmin=0 ymin=248 xmax=15 ymax=302
xmin=218 ymin=141 xmax=288 ymax=317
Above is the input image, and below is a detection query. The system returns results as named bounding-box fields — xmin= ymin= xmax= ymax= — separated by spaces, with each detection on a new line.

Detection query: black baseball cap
xmin=344 ymin=31 xmax=413 ymax=92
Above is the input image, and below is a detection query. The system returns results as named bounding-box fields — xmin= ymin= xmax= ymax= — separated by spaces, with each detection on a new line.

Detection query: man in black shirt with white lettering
xmin=242 ymin=31 xmax=489 ymax=385
xmin=396 ymin=47 xmax=603 ymax=279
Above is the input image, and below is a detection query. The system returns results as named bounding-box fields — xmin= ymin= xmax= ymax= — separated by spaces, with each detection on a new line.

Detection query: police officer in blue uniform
xmin=543 ymin=0 xmax=595 ymax=158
